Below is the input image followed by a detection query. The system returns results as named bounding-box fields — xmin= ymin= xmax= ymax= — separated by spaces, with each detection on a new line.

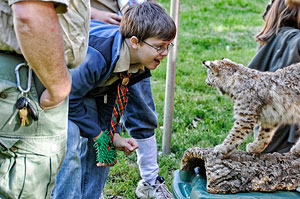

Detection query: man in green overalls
xmin=0 ymin=0 xmax=90 ymax=198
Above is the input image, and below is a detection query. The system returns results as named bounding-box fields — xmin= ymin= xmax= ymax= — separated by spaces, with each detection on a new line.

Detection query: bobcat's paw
xmin=290 ymin=145 xmax=300 ymax=156
xmin=246 ymin=142 xmax=264 ymax=154
xmin=213 ymin=144 xmax=235 ymax=158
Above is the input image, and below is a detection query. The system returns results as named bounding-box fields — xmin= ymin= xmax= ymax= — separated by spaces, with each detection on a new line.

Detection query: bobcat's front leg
xmin=290 ymin=137 xmax=300 ymax=156
xmin=214 ymin=118 xmax=256 ymax=157
xmin=246 ymin=123 xmax=278 ymax=154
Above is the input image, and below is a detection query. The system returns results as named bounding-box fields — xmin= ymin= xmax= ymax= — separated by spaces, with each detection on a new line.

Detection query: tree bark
xmin=180 ymin=147 xmax=300 ymax=194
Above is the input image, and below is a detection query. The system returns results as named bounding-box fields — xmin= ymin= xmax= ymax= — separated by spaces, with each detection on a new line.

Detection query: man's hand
xmin=91 ymin=8 xmax=122 ymax=25
xmin=113 ymin=133 xmax=139 ymax=155
xmin=40 ymin=88 xmax=67 ymax=109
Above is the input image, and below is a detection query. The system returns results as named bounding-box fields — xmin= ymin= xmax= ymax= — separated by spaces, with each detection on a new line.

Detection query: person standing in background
xmin=249 ymin=1 xmax=300 ymax=193
xmin=248 ymin=0 xmax=300 ymax=154
xmin=0 ymin=0 xmax=90 ymax=198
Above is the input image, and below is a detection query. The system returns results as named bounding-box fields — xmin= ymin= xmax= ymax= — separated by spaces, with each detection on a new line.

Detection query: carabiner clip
xmin=15 ymin=63 xmax=32 ymax=95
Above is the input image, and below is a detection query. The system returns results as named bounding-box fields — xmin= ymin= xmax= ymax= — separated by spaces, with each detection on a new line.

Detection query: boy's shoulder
xmin=89 ymin=20 xmax=123 ymax=66
xmin=90 ymin=20 xmax=120 ymax=38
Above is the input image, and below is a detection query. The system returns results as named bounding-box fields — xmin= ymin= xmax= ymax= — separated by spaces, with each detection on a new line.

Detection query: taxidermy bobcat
xmin=202 ymin=58 xmax=300 ymax=157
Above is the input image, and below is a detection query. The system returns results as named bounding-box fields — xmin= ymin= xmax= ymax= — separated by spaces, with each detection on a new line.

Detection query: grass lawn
xmin=104 ymin=0 xmax=268 ymax=198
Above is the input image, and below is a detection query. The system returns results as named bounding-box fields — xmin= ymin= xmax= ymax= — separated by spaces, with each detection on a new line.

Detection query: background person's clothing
xmin=248 ymin=26 xmax=300 ymax=153
xmin=122 ymin=77 xmax=158 ymax=140
xmin=91 ymin=0 xmax=119 ymax=13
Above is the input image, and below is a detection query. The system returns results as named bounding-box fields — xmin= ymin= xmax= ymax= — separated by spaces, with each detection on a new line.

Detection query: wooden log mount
xmin=180 ymin=147 xmax=300 ymax=194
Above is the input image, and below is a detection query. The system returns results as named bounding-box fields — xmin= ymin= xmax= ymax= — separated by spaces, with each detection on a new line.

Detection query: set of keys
xmin=8 ymin=63 xmax=38 ymax=127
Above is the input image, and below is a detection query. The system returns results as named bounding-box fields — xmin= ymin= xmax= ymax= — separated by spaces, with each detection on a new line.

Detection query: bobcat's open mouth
xmin=217 ymin=87 xmax=226 ymax=95
xmin=205 ymin=79 xmax=212 ymax=87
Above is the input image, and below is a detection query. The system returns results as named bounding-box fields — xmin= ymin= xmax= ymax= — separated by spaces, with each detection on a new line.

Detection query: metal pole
xmin=162 ymin=0 xmax=180 ymax=154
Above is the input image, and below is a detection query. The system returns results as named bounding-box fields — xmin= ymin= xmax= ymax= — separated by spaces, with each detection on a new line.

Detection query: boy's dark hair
xmin=120 ymin=2 xmax=176 ymax=42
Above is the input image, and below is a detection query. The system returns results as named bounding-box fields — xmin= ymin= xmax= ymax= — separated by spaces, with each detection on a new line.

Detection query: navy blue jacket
xmin=69 ymin=20 xmax=150 ymax=138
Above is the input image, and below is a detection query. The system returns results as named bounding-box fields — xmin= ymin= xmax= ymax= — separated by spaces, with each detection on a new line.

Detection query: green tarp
xmin=172 ymin=170 xmax=300 ymax=199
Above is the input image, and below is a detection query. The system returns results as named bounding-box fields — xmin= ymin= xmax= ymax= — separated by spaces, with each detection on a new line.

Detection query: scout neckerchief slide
xmin=94 ymin=72 xmax=131 ymax=165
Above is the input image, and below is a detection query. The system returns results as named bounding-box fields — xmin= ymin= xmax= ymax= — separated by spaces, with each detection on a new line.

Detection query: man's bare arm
xmin=12 ymin=1 xmax=70 ymax=109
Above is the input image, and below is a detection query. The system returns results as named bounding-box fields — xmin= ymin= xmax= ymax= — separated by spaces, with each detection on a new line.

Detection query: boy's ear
xmin=129 ymin=36 xmax=139 ymax=49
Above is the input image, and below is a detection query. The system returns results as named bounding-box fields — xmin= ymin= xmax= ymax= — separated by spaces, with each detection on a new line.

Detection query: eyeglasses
xmin=143 ymin=40 xmax=174 ymax=54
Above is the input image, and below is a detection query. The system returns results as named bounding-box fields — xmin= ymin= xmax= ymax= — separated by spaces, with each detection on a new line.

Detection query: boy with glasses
xmin=52 ymin=2 xmax=176 ymax=199
xmin=89 ymin=1 xmax=175 ymax=198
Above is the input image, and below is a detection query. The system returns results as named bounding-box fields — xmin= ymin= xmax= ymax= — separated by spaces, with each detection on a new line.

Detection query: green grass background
xmin=104 ymin=0 xmax=268 ymax=198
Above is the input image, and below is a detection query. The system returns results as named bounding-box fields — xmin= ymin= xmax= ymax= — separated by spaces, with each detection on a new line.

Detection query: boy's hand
xmin=113 ymin=133 xmax=139 ymax=155
xmin=95 ymin=133 xmax=138 ymax=167
xmin=97 ymin=160 xmax=117 ymax=167
xmin=94 ymin=131 xmax=118 ymax=167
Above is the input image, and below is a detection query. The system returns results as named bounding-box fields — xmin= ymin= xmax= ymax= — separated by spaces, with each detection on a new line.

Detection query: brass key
xmin=19 ymin=106 xmax=29 ymax=127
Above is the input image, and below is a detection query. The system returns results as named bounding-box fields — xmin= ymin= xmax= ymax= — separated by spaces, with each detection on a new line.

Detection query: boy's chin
xmin=146 ymin=65 xmax=158 ymax=70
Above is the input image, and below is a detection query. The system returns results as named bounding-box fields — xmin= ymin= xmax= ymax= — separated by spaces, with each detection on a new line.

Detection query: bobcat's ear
xmin=222 ymin=58 xmax=232 ymax=62
xmin=202 ymin=60 xmax=219 ymax=75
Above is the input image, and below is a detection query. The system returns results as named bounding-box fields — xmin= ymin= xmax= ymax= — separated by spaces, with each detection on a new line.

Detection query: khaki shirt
xmin=91 ymin=0 xmax=119 ymax=13
xmin=91 ymin=0 xmax=154 ymax=13
xmin=0 ymin=0 xmax=90 ymax=68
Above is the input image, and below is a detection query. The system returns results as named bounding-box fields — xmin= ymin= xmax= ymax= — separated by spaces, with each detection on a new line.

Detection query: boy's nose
xmin=160 ymin=48 xmax=169 ymax=56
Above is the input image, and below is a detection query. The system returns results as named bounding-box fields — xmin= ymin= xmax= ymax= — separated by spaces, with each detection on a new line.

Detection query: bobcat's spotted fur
xmin=202 ymin=58 xmax=300 ymax=157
